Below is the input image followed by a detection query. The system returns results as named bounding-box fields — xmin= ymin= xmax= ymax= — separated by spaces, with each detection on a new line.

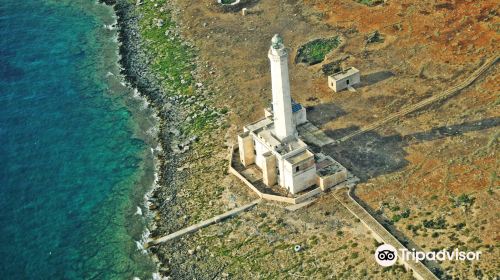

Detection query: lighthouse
xmin=236 ymin=33 xmax=349 ymax=195
xmin=268 ymin=34 xmax=295 ymax=141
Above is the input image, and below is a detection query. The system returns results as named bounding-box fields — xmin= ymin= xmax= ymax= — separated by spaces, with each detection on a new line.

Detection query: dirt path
xmin=337 ymin=55 xmax=499 ymax=143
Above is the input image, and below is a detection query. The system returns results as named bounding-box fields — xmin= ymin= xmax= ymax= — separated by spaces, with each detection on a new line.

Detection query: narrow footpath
xmin=146 ymin=199 xmax=261 ymax=247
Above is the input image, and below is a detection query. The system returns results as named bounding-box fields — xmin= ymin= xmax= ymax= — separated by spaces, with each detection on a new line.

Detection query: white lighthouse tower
xmin=236 ymin=33 xmax=350 ymax=195
xmin=268 ymin=34 xmax=295 ymax=141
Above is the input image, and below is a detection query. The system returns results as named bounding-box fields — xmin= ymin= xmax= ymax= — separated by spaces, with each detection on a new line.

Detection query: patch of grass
xmin=390 ymin=205 xmax=400 ymax=212
xmin=187 ymin=111 xmax=218 ymax=134
xmin=138 ymin=1 xmax=221 ymax=134
xmin=450 ymin=193 xmax=475 ymax=211
xmin=138 ymin=4 xmax=195 ymax=96
xmin=333 ymin=244 xmax=349 ymax=252
xmin=469 ymin=236 xmax=482 ymax=244
xmin=357 ymin=0 xmax=385 ymax=7
xmin=295 ymin=36 xmax=341 ymax=65
xmin=391 ymin=214 xmax=402 ymax=223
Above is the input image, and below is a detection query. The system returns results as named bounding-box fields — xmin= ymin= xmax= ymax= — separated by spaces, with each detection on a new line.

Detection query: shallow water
xmin=0 ymin=0 xmax=156 ymax=278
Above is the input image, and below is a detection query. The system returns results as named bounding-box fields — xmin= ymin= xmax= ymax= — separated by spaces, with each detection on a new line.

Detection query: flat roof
xmin=257 ymin=129 xmax=281 ymax=148
xmin=286 ymin=150 xmax=314 ymax=165
xmin=277 ymin=137 xmax=307 ymax=154
xmin=245 ymin=117 xmax=272 ymax=132
xmin=245 ymin=117 xmax=309 ymax=155
xmin=330 ymin=67 xmax=359 ymax=81
xmin=317 ymin=156 xmax=346 ymax=176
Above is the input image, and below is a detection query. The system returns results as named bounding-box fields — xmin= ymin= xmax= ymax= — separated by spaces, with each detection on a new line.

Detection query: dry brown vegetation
xmin=149 ymin=0 xmax=499 ymax=278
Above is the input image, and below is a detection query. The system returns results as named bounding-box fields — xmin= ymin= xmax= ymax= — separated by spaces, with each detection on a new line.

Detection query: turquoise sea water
xmin=0 ymin=0 xmax=157 ymax=278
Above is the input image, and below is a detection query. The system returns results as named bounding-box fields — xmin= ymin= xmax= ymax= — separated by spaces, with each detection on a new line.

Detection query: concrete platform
xmin=297 ymin=122 xmax=334 ymax=147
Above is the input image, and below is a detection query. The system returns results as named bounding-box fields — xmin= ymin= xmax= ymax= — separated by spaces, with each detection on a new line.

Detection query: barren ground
xmin=151 ymin=0 xmax=498 ymax=278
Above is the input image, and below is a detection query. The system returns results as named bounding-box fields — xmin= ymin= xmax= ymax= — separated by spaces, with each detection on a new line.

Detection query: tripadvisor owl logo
xmin=374 ymin=243 xmax=482 ymax=267
xmin=375 ymin=244 xmax=398 ymax=267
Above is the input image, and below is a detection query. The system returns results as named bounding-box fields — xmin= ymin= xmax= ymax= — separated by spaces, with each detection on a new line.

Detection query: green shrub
xmin=366 ymin=30 xmax=384 ymax=44
xmin=423 ymin=217 xmax=447 ymax=229
xmin=373 ymin=239 xmax=383 ymax=247
xmin=451 ymin=193 xmax=475 ymax=209
xmin=295 ymin=37 xmax=341 ymax=65
xmin=453 ymin=222 xmax=466 ymax=230
xmin=391 ymin=214 xmax=402 ymax=223
xmin=357 ymin=0 xmax=385 ymax=6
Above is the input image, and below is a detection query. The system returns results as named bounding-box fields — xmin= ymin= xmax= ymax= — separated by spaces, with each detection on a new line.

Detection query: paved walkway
xmin=147 ymin=199 xmax=261 ymax=247
xmin=337 ymin=55 xmax=499 ymax=143
xmin=333 ymin=188 xmax=439 ymax=280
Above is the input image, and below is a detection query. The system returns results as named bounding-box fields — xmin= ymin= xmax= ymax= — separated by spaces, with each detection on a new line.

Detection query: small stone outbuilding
xmin=328 ymin=67 xmax=360 ymax=92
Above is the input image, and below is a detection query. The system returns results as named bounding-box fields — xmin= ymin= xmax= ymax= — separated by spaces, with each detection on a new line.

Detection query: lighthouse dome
xmin=271 ymin=34 xmax=284 ymax=49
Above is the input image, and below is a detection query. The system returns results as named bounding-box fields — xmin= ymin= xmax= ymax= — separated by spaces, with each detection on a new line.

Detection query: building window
xmin=346 ymin=79 xmax=350 ymax=85
xmin=295 ymin=166 xmax=300 ymax=173
xmin=253 ymin=149 xmax=256 ymax=155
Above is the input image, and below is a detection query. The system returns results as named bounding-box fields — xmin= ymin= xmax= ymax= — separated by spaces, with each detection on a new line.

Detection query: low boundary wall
xmin=147 ymin=199 xmax=261 ymax=247
xmin=333 ymin=188 xmax=439 ymax=280
xmin=228 ymin=146 xmax=326 ymax=204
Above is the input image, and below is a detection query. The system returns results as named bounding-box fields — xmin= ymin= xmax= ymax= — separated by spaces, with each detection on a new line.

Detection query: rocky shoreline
xmin=97 ymin=1 xmax=377 ymax=279
xmin=100 ymin=0 xmax=188 ymax=277
xmin=97 ymin=0 xmax=500 ymax=279
xmin=100 ymin=0 xmax=231 ymax=278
